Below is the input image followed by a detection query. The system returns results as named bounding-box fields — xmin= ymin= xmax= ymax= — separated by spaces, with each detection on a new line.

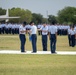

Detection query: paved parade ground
xmin=0 ymin=50 xmax=76 ymax=55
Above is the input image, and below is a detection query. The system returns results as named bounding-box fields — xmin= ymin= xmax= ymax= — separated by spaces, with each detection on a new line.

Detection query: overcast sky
xmin=0 ymin=0 xmax=76 ymax=17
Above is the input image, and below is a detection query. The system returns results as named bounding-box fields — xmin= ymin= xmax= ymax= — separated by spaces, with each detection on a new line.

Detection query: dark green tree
xmin=9 ymin=8 xmax=32 ymax=23
xmin=0 ymin=8 xmax=6 ymax=15
xmin=32 ymin=13 xmax=43 ymax=24
xmin=48 ymin=15 xmax=57 ymax=24
xmin=57 ymin=6 xmax=76 ymax=24
xmin=42 ymin=18 xmax=48 ymax=23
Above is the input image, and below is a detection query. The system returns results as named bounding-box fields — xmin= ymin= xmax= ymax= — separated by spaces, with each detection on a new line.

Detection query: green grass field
xmin=0 ymin=34 xmax=76 ymax=75
xmin=0 ymin=34 xmax=76 ymax=51
xmin=0 ymin=54 xmax=76 ymax=75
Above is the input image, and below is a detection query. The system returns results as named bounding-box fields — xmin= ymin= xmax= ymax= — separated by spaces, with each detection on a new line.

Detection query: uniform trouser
xmin=12 ymin=29 xmax=15 ymax=34
xmin=19 ymin=34 xmax=26 ymax=52
xmin=17 ymin=29 xmax=19 ymax=34
xmin=38 ymin=31 xmax=41 ymax=35
xmin=57 ymin=30 xmax=59 ymax=35
xmin=68 ymin=35 xmax=72 ymax=46
xmin=42 ymin=35 xmax=47 ymax=51
xmin=0 ymin=28 xmax=1 ymax=34
xmin=71 ymin=35 xmax=75 ymax=47
xmin=31 ymin=34 xmax=37 ymax=52
xmin=6 ymin=29 xmax=8 ymax=34
xmin=50 ymin=34 xmax=56 ymax=53
xmin=2 ymin=28 xmax=5 ymax=34
xmin=15 ymin=29 xmax=17 ymax=34
xmin=75 ymin=39 xmax=76 ymax=45
xmin=59 ymin=30 xmax=62 ymax=35
xmin=8 ymin=28 xmax=11 ymax=34
xmin=62 ymin=29 xmax=64 ymax=35
xmin=65 ymin=30 xmax=67 ymax=35
xmin=63 ymin=30 xmax=67 ymax=35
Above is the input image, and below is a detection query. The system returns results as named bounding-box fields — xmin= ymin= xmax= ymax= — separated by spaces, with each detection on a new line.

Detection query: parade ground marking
xmin=0 ymin=50 xmax=76 ymax=55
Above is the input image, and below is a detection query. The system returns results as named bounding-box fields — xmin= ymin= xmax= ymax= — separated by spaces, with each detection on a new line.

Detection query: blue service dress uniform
xmin=70 ymin=28 xmax=76 ymax=47
xmin=49 ymin=25 xmax=57 ymax=53
xmin=68 ymin=28 xmax=72 ymax=46
xmin=30 ymin=25 xmax=37 ymax=53
xmin=40 ymin=25 xmax=48 ymax=51
xmin=0 ymin=24 xmax=2 ymax=34
xmin=19 ymin=25 xmax=26 ymax=52
xmin=74 ymin=27 xmax=76 ymax=45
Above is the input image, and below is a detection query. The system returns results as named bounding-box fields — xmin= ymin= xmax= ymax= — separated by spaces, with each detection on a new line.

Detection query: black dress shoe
xmin=43 ymin=50 xmax=47 ymax=51
xmin=31 ymin=52 xmax=37 ymax=53
xmin=21 ymin=51 xmax=26 ymax=53
xmin=51 ymin=52 xmax=57 ymax=54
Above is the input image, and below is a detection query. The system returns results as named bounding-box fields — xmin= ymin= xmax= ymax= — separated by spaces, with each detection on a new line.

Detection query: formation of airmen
xmin=37 ymin=24 xmax=70 ymax=36
xmin=37 ymin=23 xmax=76 ymax=47
xmin=0 ymin=22 xmax=75 ymax=36
xmin=0 ymin=22 xmax=20 ymax=34
xmin=68 ymin=25 xmax=76 ymax=47
xmin=19 ymin=21 xmax=76 ymax=53
xmin=0 ymin=22 xmax=76 ymax=53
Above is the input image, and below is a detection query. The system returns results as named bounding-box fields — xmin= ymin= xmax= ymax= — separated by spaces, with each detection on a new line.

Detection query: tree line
xmin=0 ymin=6 xmax=76 ymax=24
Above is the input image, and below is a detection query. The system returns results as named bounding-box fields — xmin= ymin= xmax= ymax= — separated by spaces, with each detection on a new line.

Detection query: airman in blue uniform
xmin=49 ymin=22 xmax=57 ymax=54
